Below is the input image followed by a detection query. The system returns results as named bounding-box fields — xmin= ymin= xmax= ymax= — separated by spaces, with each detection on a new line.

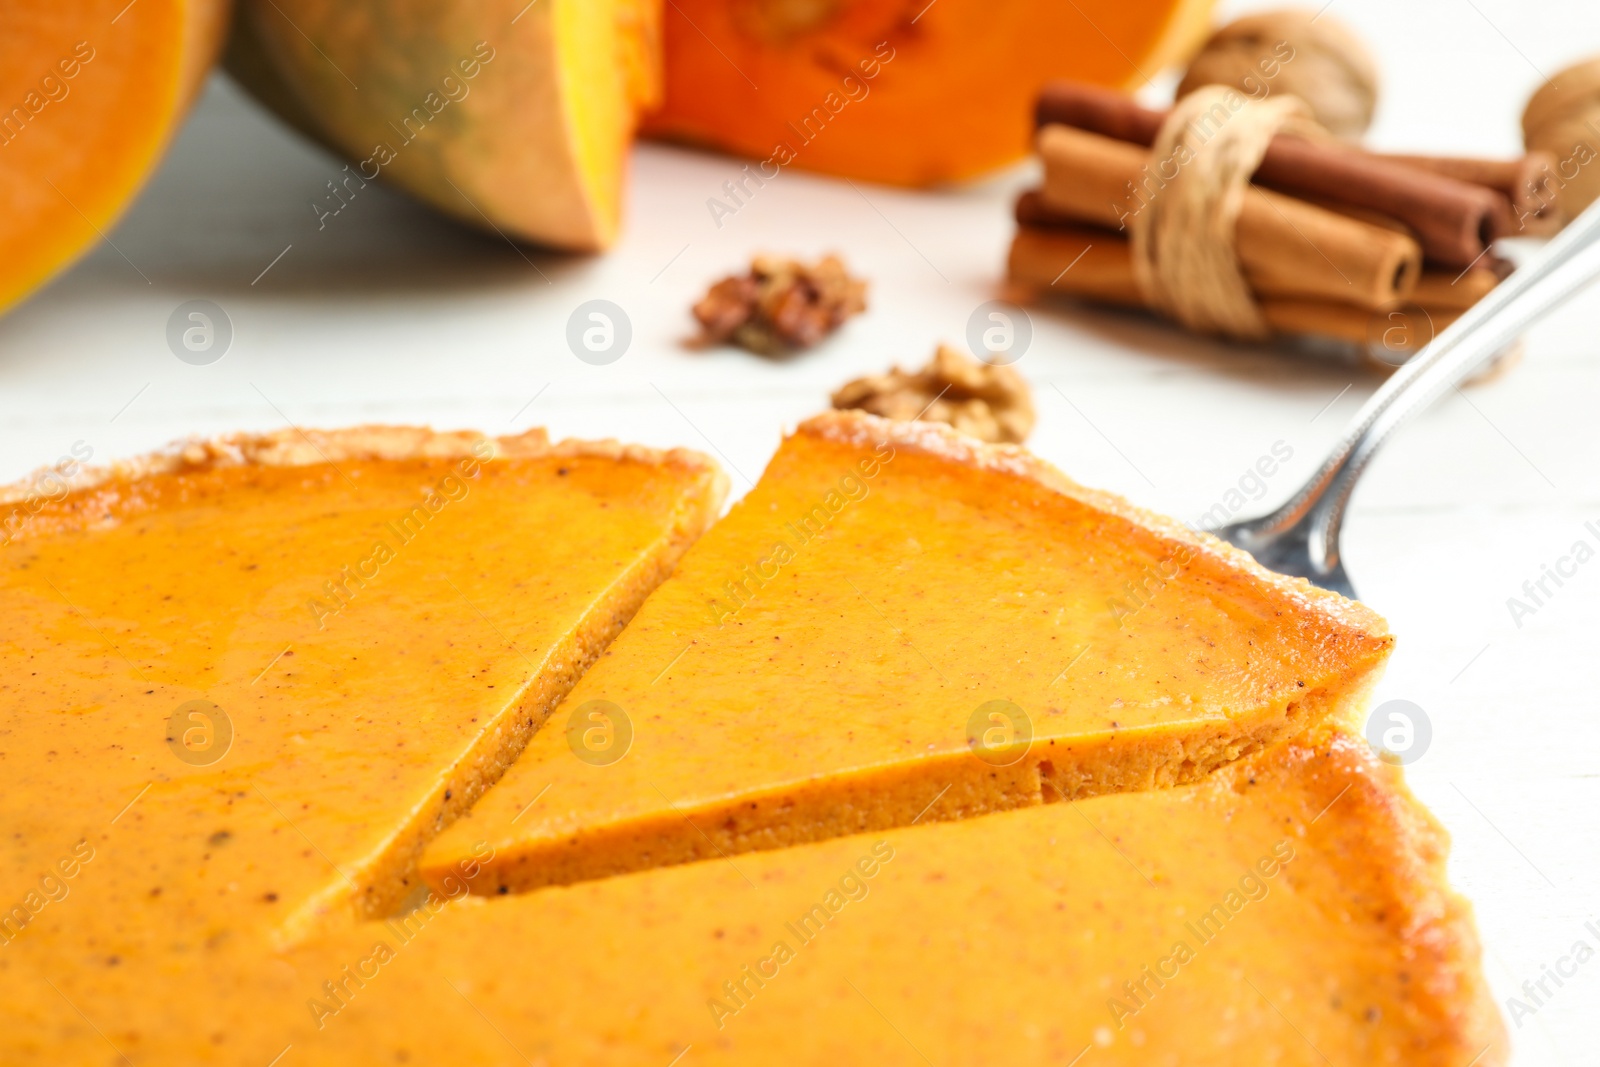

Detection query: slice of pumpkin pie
xmin=423 ymin=411 xmax=1394 ymax=895
xmin=0 ymin=425 xmax=724 ymax=959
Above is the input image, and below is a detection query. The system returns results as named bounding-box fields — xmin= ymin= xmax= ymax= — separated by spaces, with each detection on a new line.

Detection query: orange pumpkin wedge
xmin=0 ymin=0 xmax=229 ymax=314
xmin=226 ymin=0 xmax=663 ymax=251
xmin=642 ymin=0 xmax=1216 ymax=186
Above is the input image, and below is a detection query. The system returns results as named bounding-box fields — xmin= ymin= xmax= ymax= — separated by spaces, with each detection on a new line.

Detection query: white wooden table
xmin=2 ymin=1 xmax=1596 ymax=1060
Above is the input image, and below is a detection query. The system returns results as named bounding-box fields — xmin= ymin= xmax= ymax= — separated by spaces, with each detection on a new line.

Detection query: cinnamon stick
xmin=1376 ymin=151 xmax=1562 ymax=237
xmin=1285 ymin=196 xmax=1527 ymax=286
xmin=1007 ymin=225 xmax=1459 ymax=357
xmin=1412 ymin=267 xmax=1500 ymax=311
xmin=1033 ymin=129 xmax=1421 ymax=310
xmin=1006 ymin=216 xmax=1146 ymax=307
xmin=1289 ymin=193 xmax=1414 ymax=236
xmin=1035 ymin=81 xmax=1501 ymax=268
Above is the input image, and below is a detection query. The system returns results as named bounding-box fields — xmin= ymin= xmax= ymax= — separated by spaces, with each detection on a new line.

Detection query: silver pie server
xmin=1212 ymin=195 xmax=1600 ymax=600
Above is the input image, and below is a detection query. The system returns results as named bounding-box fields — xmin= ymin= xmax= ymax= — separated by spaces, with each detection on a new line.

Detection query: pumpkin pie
xmin=0 ymin=424 xmax=724 ymax=962
xmin=422 ymin=410 xmax=1394 ymax=894
xmin=10 ymin=722 xmax=1502 ymax=1065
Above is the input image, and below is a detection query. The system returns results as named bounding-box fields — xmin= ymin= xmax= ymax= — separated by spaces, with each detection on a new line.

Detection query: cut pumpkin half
xmin=0 ymin=0 xmax=229 ymax=313
xmin=226 ymin=0 xmax=662 ymax=252
xmin=642 ymin=0 xmax=1218 ymax=185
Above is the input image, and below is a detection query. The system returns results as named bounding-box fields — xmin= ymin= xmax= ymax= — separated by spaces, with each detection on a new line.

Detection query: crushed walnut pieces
xmin=692 ymin=254 xmax=868 ymax=356
xmin=830 ymin=344 xmax=1036 ymax=444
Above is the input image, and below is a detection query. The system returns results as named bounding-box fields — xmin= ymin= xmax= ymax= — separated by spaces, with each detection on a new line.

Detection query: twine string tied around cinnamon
xmin=1128 ymin=86 xmax=1323 ymax=340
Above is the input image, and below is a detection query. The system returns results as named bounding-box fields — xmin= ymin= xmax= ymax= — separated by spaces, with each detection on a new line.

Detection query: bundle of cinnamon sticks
xmin=1008 ymin=82 xmax=1550 ymax=363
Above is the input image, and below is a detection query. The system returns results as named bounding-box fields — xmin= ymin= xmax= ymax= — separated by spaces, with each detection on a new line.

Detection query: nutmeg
xmin=1177 ymin=8 xmax=1379 ymax=141
xmin=1522 ymin=56 xmax=1600 ymax=215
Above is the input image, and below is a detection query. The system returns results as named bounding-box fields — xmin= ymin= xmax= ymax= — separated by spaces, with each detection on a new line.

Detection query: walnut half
xmin=830 ymin=344 xmax=1036 ymax=444
xmin=692 ymin=254 xmax=867 ymax=357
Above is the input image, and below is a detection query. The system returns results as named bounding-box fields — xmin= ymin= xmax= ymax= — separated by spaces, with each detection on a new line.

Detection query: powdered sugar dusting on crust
xmin=797 ymin=410 xmax=1389 ymax=640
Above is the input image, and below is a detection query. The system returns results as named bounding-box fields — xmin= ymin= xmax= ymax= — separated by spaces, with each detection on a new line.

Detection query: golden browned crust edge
xmin=0 ymin=424 xmax=723 ymax=508
xmin=797 ymin=409 xmax=1391 ymax=642
xmin=1234 ymin=724 xmax=1509 ymax=1065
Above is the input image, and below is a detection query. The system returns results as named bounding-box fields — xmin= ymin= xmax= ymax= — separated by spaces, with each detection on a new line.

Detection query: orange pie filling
xmin=0 ymin=419 xmax=1503 ymax=1066
xmin=422 ymin=412 xmax=1393 ymax=896
xmin=0 ymin=427 xmax=725 ymax=958
xmin=10 ymin=721 xmax=1501 ymax=1065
